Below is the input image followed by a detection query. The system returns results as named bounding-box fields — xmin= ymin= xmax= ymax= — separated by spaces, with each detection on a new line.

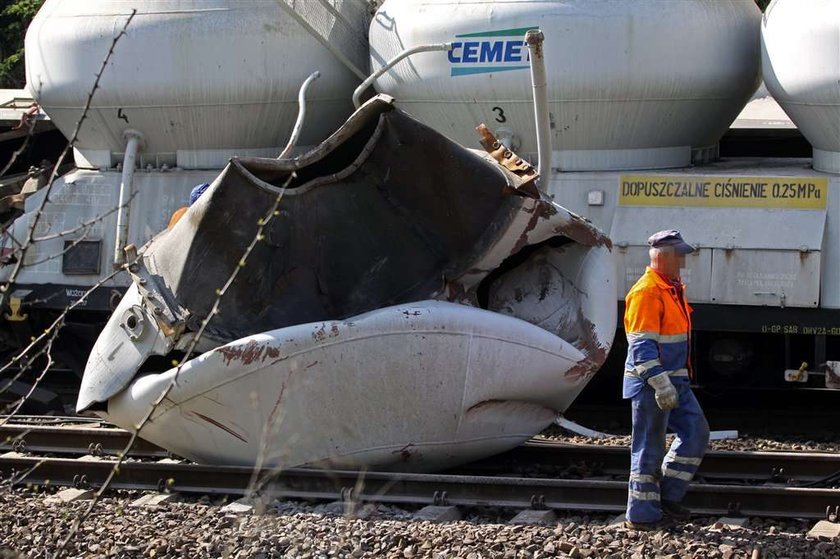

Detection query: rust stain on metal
xmin=563 ymin=315 xmax=610 ymax=383
xmin=190 ymin=411 xmax=248 ymax=444
xmin=313 ymin=323 xmax=341 ymax=342
xmin=268 ymin=381 xmax=289 ymax=425
xmin=391 ymin=443 xmax=416 ymax=462
xmin=554 ymin=214 xmax=612 ymax=249
xmin=475 ymin=123 xmax=539 ymax=196
xmin=512 ymin=205 xmax=544 ymax=254
xmin=216 ymin=340 xmax=279 ymax=366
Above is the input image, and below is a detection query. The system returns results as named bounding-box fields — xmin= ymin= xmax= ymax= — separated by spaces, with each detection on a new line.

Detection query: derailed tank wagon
xmin=2 ymin=0 xmax=619 ymax=470
xmin=2 ymin=0 xmax=837 ymax=469
xmin=368 ymin=0 xmax=840 ymax=394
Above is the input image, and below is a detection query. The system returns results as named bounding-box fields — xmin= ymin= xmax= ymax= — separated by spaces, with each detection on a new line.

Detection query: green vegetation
xmin=0 ymin=0 xmax=43 ymax=88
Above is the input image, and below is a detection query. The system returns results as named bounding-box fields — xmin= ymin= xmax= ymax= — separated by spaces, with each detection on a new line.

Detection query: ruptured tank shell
xmin=25 ymin=0 xmax=367 ymax=169
xmin=368 ymin=0 xmax=761 ymax=171
xmin=762 ymin=0 xmax=840 ymax=174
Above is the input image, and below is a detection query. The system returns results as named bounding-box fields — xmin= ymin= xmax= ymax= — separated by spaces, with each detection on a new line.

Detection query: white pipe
xmin=353 ymin=43 xmax=452 ymax=109
xmin=114 ymin=129 xmax=142 ymax=268
xmin=525 ymin=30 xmax=553 ymax=178
xmin=278 ymin=71 xmax=321 ymax=159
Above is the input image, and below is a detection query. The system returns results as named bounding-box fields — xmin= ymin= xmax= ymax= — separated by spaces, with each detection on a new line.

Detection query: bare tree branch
xmin=55 ymin=172 xmax=294 ymax=556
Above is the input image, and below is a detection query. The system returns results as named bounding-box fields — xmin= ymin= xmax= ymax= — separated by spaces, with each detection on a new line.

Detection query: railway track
xmin=3 ymin=421 xmax=840 ymax=483
xmin=2 ymin=418 xmax=840 ymax=519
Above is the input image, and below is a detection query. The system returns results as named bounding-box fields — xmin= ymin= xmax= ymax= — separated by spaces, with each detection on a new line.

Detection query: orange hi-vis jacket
xmin=623 ymin=267 xmax=693 ymax=399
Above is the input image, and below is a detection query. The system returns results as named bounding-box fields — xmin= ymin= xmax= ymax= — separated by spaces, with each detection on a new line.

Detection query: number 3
xmin=492 ymin=106 xmax=506 ymax=123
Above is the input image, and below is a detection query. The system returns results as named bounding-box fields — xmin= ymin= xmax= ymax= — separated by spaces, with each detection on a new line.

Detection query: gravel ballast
xmin=1 ymin=490 xmax=838 ymax=558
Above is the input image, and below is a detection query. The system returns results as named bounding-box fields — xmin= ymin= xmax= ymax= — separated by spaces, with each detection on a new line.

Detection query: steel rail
xmin=475 ymin=441 xmax=840 ymax=482
xmin=0 ymin=424 xmax=166 ymax=458
xmin=3 ymin=422 xmax=839 ymax=483
xmin=1 ymin=455 xmax=838 ymax=519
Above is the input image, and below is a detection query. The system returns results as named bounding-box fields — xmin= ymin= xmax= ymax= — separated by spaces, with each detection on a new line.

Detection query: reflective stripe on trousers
xmin=626 ymin=382 xmax=710 ymax=523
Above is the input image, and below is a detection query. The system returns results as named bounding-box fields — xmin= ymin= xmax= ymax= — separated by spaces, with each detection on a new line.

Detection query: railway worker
xmin=167 ymin=182 xmax=210 ymax=229
xmin=623 ymin=229 xmax=710 ymax=531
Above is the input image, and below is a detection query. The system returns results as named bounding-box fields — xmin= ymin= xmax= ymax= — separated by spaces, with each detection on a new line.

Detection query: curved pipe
xmin=278 ymin=71 xmax=321 ymax=159
xmin=353 ymin=43 xmax=452 ymax=109
xmin=525 ymin=30 xmax=553 ymax=178
xmin=113 ymin=129 xmax=143 ymax=268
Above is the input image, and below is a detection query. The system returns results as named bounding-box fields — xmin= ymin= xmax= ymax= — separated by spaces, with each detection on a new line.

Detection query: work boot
xmin=623 ymin=519 xmax=661 ymax=531
xmin=661 ymin=500 xmax=691 ymax=521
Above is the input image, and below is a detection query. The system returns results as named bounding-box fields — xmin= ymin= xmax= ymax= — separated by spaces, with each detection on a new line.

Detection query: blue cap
xmin=647 ymin=229 xmax=695 ymax=254
xmin=189 ymin=183 xmax=210 ymax=206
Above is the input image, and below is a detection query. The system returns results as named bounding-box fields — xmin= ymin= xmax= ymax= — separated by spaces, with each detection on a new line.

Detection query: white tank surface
xmin=368 ymin=0 xmax=761 ymax=171
xmin=102 ymin=301 xmax=590 ymax=471
xmin=25 ymin=0 xmax=368 ymax=169
xmin=762 ymin=0 xmax=840 ymax=174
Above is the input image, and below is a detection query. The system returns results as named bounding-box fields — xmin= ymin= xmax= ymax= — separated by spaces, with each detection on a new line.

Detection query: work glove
xmin=647 ymin=372 xmax=678 ymax=410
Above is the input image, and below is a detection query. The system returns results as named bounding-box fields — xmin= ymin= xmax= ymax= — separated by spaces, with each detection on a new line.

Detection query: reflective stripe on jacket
xmin=623 ymin=266 xmax=692 ymax=399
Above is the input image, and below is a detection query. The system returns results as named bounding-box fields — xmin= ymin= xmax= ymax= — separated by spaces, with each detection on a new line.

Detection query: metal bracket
xmin=769 ymin=467 xmax=788 ymax=483
xmin=4 ymin=296 xmax=27 ymax=322
xmin=72 ymin=474 xmax=90 ymax=490
xmin=530 ymin=494 xmax=546 ymax=510
xmin=11 ymin=438 xmax=26 ymax=453
xmin=157 ymin=477 xmax=175 ymax=493
xmin=727 ymin=501 xmax=742 ymax=516
xmin=475 ymin=124 xmax=539 ymax=195
xmin=340 ymin=486 xmax=356 ymax=503
xmin=826 ymin=505 xmax=839 ymax=523
xmin=432 ymin=490 xmax=449 ymax=506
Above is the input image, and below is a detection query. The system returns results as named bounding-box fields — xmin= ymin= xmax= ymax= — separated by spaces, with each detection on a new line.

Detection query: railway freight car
xmin=3 ymin=0 xmax=619 ymax=471
xmin=368 ymin=0 xmax=840 ymax=393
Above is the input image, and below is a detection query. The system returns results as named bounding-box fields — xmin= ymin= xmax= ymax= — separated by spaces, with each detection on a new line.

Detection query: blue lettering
xmin=504 ymin=41 xmax=523 ymax=62
xmin=447 ymin=42 xmax=462 ymax=63
xmin=462 ymin=41 xmax=479 ymax=63
xmin=479 ymin=41 xmax=504 ymax=63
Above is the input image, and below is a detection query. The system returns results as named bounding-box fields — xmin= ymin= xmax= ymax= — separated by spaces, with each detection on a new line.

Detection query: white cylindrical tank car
xmin=369 ymin=0 xmax=761 ymax=171
xmin=0 ymin=0 xmax=368 ymax=374
xmin=370 ymin=0 xmax=840 ymax=394
xmin=762 ymin=0 xmax=840 ymax=175
xmin=26 ymin=0 xmax=365 ymax=169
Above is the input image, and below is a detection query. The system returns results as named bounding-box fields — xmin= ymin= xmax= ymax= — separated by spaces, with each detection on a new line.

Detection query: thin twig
xmin=0 ymin=266 xmax=124 ymax=397
xmin=0 ymin=114 xmax=38 ymax=178
xmin=0 ymin=336 xmax=54 ymax=420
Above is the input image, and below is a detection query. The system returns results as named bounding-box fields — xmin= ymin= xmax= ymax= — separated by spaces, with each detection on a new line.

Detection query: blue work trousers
xmin=626 ymin=381 xmax=710 ymax=523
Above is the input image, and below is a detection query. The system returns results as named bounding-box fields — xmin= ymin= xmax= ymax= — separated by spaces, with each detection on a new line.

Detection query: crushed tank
xmin=368 ymin=0 xmax=761 ymax=171
xmin=762 ymin=0 xmax=840 ymax=175
xmin=78 ymin=96 xmax=618 ymax=471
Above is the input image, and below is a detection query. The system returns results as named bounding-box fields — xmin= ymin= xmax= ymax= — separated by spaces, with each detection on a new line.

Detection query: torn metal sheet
xmin=79 ymin=95 xmax=617 ymax=472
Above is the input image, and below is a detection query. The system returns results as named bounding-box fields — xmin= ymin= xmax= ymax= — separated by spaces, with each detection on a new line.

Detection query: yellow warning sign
xmin=619 ymin=176 xmax=828 ymax=209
